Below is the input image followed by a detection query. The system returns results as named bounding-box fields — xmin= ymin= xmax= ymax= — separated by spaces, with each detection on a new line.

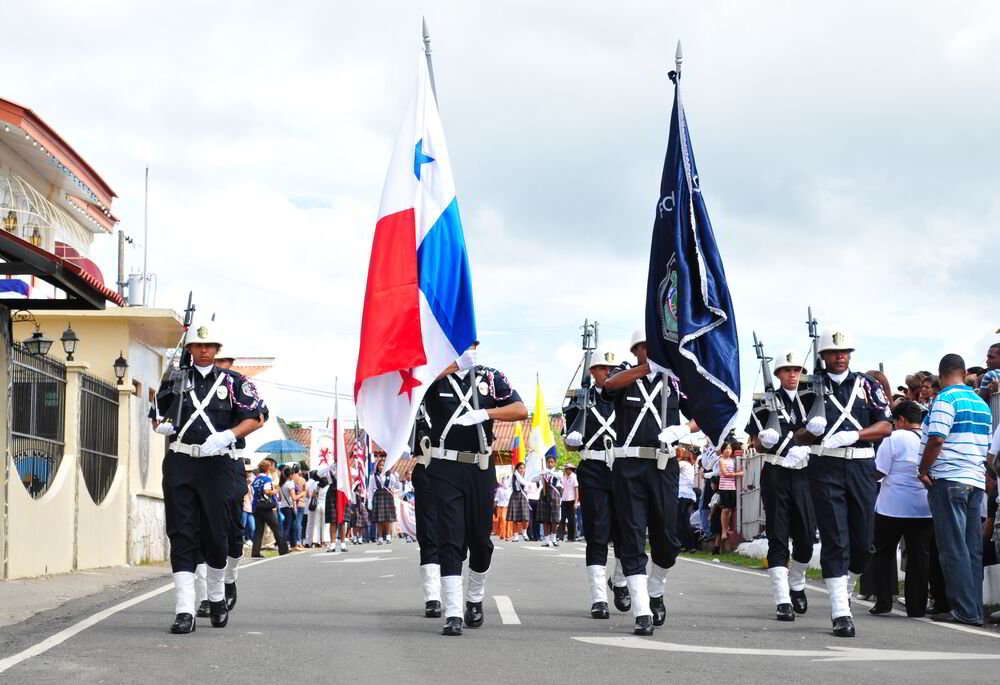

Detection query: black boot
xmin=609 ymin=580 xmax=631 ymax=613
xmin=225 ymin=582 xmax=238 ymax=611
xmin=590 ymin=601 xmax=609 ymax=619
xmin=790 ymin=589 xmax=808 ymax=615
xmin=832 ymin=615 xmax=855 ymax=637
xmin=464 ymin=601 xmax=484 ymax=628
xmin=196 ymin=600 xmax=210 ymax=618
xmin=650 ymin=596 xmax=666 ymax=627
xmin=633 ymin=615 xmax=654 ymax=636
xmin=424 ymin=600 xmax=442 ymax=618
xmin=442 ymin=617 xmax=463 ymax=636
xmin=776 ymin=603 xmax=795 ymax=622
xmin=869 ymin=603 xmax=892 ymax=615
xmin=209 ymin=600 xmax=229 ymax=628
xmin=170 ymin=613 xmax=195 ymax=634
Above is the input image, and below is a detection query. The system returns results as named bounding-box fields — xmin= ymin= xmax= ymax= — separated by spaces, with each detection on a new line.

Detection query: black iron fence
xmin=11 ymin=344 xmax=66 ymax=498
xmin=80 ymin=373 xmax=120 ymax=504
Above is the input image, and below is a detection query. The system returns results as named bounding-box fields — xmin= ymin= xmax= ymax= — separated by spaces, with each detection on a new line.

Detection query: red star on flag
xmin=397 ymin=368 xmax=422 ymax=401
xmin=318 ymin=447 xmax=331 ymax=466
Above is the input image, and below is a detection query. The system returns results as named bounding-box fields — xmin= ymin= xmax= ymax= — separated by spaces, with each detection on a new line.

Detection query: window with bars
xmin=80 ymin=374 xmax=119 ymax=504
xmin=11 ymin=344 xmax=66 ymax=498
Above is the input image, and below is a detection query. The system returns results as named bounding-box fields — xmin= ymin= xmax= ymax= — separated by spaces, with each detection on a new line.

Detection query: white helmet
xmin=773 ymin=349 xmax=806 ymax=374
xmin=589 ymin=348 xmax=618 ymax=370
xmin=186 ymin=317 xmax=224 ymax=348
xmin=630 ymin=328 xmax=646 ymax=353
xmin=817 ymin=328 xmax=854 ymax=353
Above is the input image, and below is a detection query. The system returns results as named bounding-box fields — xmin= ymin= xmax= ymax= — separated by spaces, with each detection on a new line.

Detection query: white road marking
xmin=0 ymin=554 xmax=286 ymax=675
xmin=677 ymin=556 xmax=1000 ymax=640
xmin=557 ymin=554 xmax=586 ymax=559
xmin=365 ymin=549 xmax=392 ymax=554
xmin=494 ymin=595 xmax=521 ymax=625
xmin=520 ymin=546 xmax=556 ymax=552
xmin=322 ymin=556 xmax=401 ymax=564
xmin=572 ymin=636 xmax=1000 ymax=662
xmin=379 ymin=575 xmax=395 ymax=578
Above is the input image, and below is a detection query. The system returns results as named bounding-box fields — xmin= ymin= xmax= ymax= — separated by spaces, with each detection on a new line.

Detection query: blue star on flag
xmin=414 ymin=138 xmax=435 ymax=180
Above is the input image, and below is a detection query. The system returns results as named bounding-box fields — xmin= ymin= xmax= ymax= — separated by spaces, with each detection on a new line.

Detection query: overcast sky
xmin=5 ymin=1 xmax=998 ymax=426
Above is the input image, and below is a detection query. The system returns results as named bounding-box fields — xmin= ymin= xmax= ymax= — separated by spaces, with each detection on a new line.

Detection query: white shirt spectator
xmin=561 ymin=471 xmax=578 ymax=502
xmin=495 ymin=481 xmax=511 ymax=507
xmin=525 ymin=480 xmax=540 ymax=501
xmin=678 ymin=460 xmax=696 ymax=501
xmin=875 ymin=429 xmax=930 ymax=518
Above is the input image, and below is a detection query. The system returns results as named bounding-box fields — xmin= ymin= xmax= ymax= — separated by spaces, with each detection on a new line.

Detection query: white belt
xmin=763 ymin=453 xmax=809 ymax=470
xmin=616 ymin=446 xmax=673 ymax=460
xmin=580 ymin=449 xmax=612 ymax=464
xmin=428 ymin=447 xmax=490 ymax=468
xmin=170 ymin=442 xmax=235 ymax=459
xmin=809 ymin=446 xmax=875 ymax=460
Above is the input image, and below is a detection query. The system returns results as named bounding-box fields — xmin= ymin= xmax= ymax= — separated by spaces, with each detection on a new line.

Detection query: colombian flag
xmin=511 ymin=421 xmax=524 ymax=465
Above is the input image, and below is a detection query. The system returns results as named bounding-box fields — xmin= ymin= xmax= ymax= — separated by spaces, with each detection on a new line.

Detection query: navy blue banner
xmin=645 ymin=81 xmax=740 ymax=448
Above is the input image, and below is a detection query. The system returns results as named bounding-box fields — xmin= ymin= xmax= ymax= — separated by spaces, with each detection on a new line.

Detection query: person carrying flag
xmin=745 ymin=349 xmax=815 ymax=622
xmin=603 ymin=330 xmax=697 ymax=636
xmin=797 ymin=328 xmax=892 ymax=637
xmin=417 ymin=343 xmax=527 ymax=636
xmin=412 ymin=404 xmax=446 ymax=617
xmin=564 ymin=349 xmax=631 ymax=619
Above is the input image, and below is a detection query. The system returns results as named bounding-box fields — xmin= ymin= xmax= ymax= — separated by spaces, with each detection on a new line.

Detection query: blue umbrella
xmin=255 ymin=439 xmax=308 ymax=460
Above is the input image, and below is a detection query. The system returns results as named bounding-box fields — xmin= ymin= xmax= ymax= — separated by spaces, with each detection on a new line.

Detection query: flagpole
xmin=660 ymin=39 xmax=683 ymax=454
xmin=422 ymin=17 xmax=438 ymax=99
xmin=422 ymin=17 xmax=487 ymax=455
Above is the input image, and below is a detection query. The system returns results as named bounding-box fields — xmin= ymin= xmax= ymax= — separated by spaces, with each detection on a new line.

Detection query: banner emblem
xmin=658 ymin=254 xmax=679 ymax=343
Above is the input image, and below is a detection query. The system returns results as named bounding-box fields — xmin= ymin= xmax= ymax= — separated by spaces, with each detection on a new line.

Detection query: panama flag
xmin=355 ymin=54 xmax=477 ymax=470
xmin=333 ymin=382 xmax=351 ymax=524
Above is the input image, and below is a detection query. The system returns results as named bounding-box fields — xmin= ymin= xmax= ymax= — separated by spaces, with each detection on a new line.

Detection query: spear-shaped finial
xmin=422 ymin=17 xmax=438 ymax=98
xmin=675 ymin=40 xmax=683 ymax=78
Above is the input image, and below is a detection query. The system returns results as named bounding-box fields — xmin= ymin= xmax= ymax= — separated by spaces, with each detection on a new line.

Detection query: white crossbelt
xmin=584 ymin=405 xmax=616 ymax=449
xmin=622 ymin=378 xmax=663 ymax=449
xmin=439 ymin=373 xmax=478 ymax=443
xmin=176 ymin=372 xmax=228 ymax=443
xmin=808 ymin=446 xmax=874 ymax=460
xmin=824 ymin=376 xmax=864 ymax=436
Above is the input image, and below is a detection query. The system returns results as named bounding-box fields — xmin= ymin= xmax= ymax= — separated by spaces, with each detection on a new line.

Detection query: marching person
xmin=215 ymin=345 xmax=268 ymax=610
xmin=746 ymin=350 xmax=815 ymax=622
xmin=602 ymin=330 xmax=697 ymax=636
xmin=797 ymin=328 xmax=892 ymax=638
xmin=418 ymin=343 xmax=528 ymax=636
xmin=413 ymin=405 xmax=444 ymax=617
xmin=535 ymin=455 xmax=563 ymax=547
xmin=564 ymin=349 xmax=631 ymax=619
xmin=151 ymin=318 xmax=266 ymax=634
xmin=506 ymin=461 xmax=531 ymax=541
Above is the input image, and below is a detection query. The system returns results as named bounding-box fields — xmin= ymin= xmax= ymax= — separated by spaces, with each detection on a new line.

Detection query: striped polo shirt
xmin=919 ymin=384 xmax=993 ymax=489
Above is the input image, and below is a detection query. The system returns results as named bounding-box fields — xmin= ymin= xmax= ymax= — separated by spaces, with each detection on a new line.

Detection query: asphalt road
xmin=2 ymin=541 xmax=999 ymax=684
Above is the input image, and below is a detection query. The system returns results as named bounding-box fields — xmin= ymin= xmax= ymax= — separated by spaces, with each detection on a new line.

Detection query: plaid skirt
xmin=536 ymin=494 xmax=561 ymax=523
xmin=371 ymin=489 xmax=397 ymax=523
xmin=506 ymin=491 xmax=531 ymax=522
xmin=351 ymin=498 xmax=370 ymax=529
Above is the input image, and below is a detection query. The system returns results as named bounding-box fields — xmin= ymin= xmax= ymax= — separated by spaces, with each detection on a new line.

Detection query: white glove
xmin=154 ymin=422 xmax=176 ymax=436
xmin=201 ymin=429 xmax=236 ymax=456
xmin=822 ymin=430 xmax=859 ymax=450
xmin=758 ymin=428 xmax=780 ymax=449
xmin=806 ymin=416 xmax=827 ymax=436
xmin=454 ymin=409 xmax=489 ymax=427
xmin=781 ymin=445 xmax=811 ymax=469
xmin=456 ymin=347 xmax=478 ymax=371
xmin=565 ymin=431 xmax=583 ymax=448
xmin=658 ymin=423 xmax=692 ymax=446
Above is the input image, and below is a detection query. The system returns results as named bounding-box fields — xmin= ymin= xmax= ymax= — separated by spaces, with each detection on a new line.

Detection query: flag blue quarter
xmin=645 ymin=77 xmax=740 ymax=448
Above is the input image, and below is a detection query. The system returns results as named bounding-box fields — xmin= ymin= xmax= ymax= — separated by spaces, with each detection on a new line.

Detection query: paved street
xmin=2 ymin=542 xmax=999 ymax=684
